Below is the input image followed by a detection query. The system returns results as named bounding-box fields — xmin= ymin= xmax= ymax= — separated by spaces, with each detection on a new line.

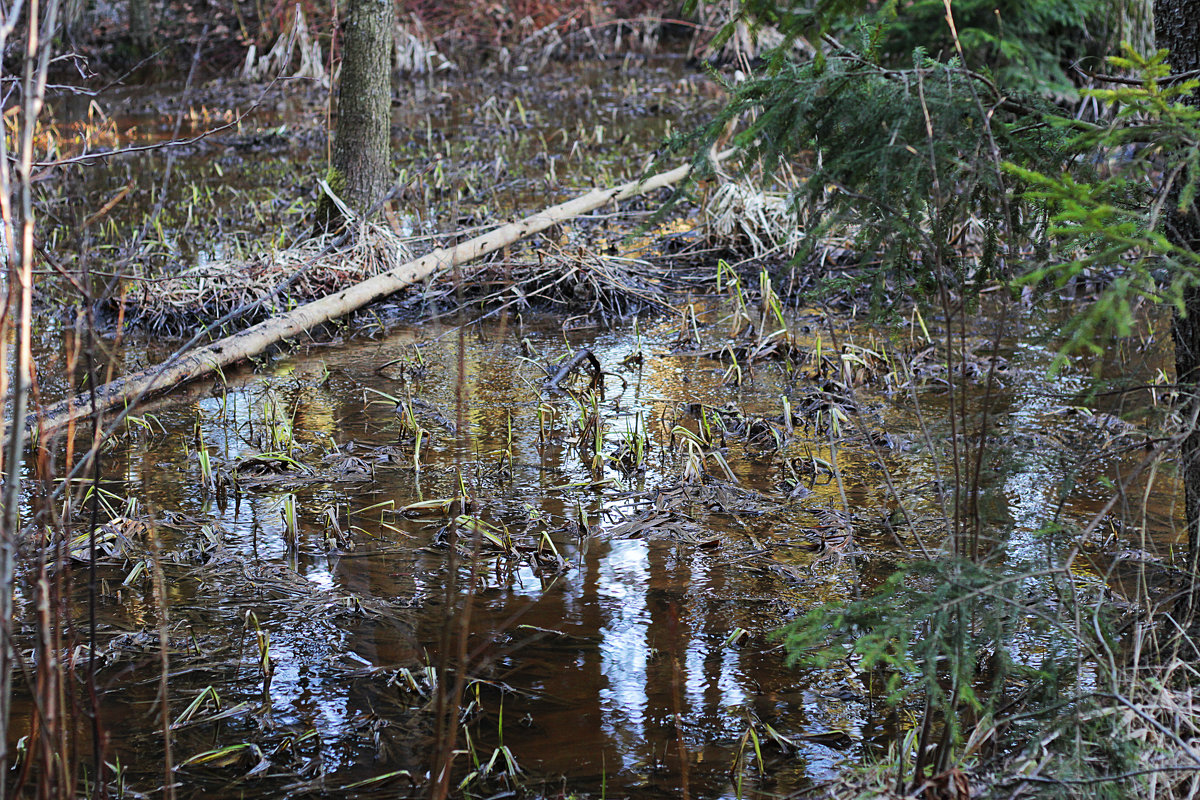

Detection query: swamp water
xmin=13 ymin=302 xmax=1182 ymax=799
xmin=12 ymin=54 xmax=1186 ymax=799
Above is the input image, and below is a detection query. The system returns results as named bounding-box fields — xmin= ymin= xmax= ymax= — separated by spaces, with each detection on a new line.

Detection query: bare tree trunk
xmin=129 ymin=0 xmax=152 ymax=50
xmin=1157 ymin=0 xmax=1200 ymax=578
xmin=317 ymin=0 xmax=392 ymax=228
xmin=0 ymin=0 xmax=61 ymax=792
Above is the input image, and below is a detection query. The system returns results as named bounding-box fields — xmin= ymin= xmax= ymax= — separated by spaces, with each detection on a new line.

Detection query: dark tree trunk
xmin=318 ymin=0 xmax=392 ymax=229
xmin=129 ymin=0 xmax=152 ymax=50
xmin=1158 ymin=0 xmax=1200 ymax=575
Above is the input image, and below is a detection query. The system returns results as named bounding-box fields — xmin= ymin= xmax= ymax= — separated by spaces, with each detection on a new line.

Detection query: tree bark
xmin=129 ymin=0 xmax=152 ymax=51
xmin=318 ymin=0 xmax=392 ymax=228
xmin=1157 ymin=0 xmax=1200 ymax=575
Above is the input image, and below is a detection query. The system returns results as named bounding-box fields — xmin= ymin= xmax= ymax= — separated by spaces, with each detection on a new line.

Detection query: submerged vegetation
xmin=1 ymin=0 xmax=1199 ymax=798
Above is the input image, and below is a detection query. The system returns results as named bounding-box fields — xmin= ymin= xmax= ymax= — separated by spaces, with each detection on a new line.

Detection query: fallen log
xmin=37 ymin=151 xmax=732 ymax=435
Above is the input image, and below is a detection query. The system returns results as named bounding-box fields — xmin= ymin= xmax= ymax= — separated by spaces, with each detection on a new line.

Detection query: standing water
xmin=11 ymin=54 xmax=1184 ymax=799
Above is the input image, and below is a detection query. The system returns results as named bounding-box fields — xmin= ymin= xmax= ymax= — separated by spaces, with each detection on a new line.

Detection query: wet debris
xmin=228 ymin=451 xmax=315 ymax=490
xmin=904 ymin=340 xmax=1017 ymax=387
xmin=542 ymin=347 xmax=603 ymax=393
xmin=604 ymin=508 xmax=704 ymax=541
xmin=399 ymin=496 xmax=475 ymax=518
xmin=423 ymin=511 xmax=571 ymax=575
xmin=115 ymin=223 xmax=413 ymax=335
xmin=432 ymin=245 xmax=684 ymax=320
xmin=67 ymin=514 xmax=153 ymax=561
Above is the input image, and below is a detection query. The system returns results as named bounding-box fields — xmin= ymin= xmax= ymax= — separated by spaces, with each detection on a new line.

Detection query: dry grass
xmin=116 ymin=223 xmax=412 ymax=335
xmin=703 ymin=178 xmax=808 ymax=258
xmin=428 ymin=242 xmax=703 ymax=319
xmin=240 ymin=5 xmax=328 ymax=86
xmin=1106 ymin=627 xmax=1200 ymax=799
xmin=114 ymin=218 xmax=713 ymax=333
xmin=395 ymin=15 xmax=457 ymax=75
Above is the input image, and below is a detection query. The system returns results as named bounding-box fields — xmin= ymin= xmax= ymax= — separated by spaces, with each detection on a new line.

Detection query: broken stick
xmin=543 ymin=348 xmax=602 ymax=394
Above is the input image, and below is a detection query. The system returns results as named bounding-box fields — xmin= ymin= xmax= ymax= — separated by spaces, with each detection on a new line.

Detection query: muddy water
xmin=17 ymin=54 xmax=1185 ymax=799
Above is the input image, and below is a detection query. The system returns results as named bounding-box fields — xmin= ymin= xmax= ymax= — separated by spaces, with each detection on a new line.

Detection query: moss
xmin=324 ymin=166 xmax=345 ymax=196
xmin=313 ymin=166 xmax=348 ymax=235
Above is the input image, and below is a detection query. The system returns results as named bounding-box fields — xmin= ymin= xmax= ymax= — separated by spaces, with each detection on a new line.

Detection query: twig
xmin=543 ymin=348 xmax=602 ymax=392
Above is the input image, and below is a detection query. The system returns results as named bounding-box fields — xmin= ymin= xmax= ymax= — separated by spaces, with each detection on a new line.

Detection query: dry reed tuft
xmin=240 ymin=5 xmax=328 ymax=86
xmin=703 ymin=179 xmax=808 ymax=258
xmin=395 ymin=16 xmax=457 ymax=75
xmin=116 ymin=223 xmax=413 ymax=335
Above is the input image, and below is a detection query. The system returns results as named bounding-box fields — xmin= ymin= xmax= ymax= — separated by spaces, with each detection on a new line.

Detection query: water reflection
xmin=11 ymin=292 xmax=1184 ymax=797
xmin=598 ymin=540 xmax=651 ymax=771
